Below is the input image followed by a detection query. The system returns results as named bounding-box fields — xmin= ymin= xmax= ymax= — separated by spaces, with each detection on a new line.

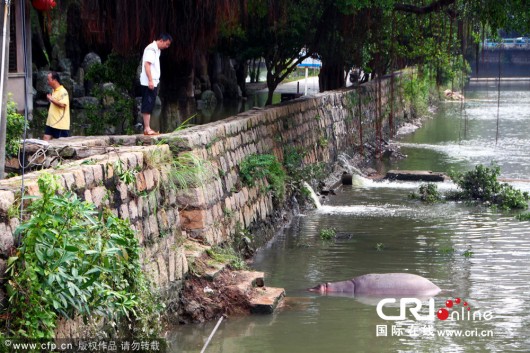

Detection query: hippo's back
xmin=353 ymin=273 xmax=440 ymax=296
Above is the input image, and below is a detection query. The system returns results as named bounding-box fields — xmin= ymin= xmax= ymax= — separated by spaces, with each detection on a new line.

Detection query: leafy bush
xmin=84 ymin=85 xmax=134 ymax=135
xmin=282 ymin=146 xmax=325 ymax=194
xmin=239 ymin=154 xmax=286 ymax=200
xmin=449 ymin=165 xmax=529 ymax=210
xmin=319 ymin=228 xmax=336 ymax=240
xmin=84 ymin=52 xmax=139 ymax=135
xmin=402 ymin=70 xmax=433 ymax=117
xmin=85 ymin=52 xmax=140 ymax=92
xmin=6 ymin=174 xmax=160 ymax=338
xmin=206 ymin=246 xmax=247 ymax=270
xmin=409 ymin=183 xmax=442 ymax=203
xmin=6 ymin=97 xmax=27 ymax=157
xmin=516 ymin=212 xmax=530 ymax=221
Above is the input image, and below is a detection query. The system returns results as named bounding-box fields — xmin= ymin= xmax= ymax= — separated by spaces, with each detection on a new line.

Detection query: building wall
xmin=6 ymin=1 xmax=33 ymax=112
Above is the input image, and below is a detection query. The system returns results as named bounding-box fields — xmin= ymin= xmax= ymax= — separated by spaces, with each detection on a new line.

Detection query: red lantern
xmin=32 ymin=0 xmax=57 ymax=12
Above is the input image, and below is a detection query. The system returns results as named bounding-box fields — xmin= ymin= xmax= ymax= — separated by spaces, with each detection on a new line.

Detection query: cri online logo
xmin=437 ymin=297 xmax=493 ymax=321
xmin=376 ymin=297 xmax=494 ymax=321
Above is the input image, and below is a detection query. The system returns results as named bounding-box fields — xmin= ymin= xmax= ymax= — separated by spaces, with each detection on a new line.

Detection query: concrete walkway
xmin=256 ymin=76 xmax=320 ymax=95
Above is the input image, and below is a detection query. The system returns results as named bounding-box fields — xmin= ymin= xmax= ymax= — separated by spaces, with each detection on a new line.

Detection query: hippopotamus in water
xmin=308 ymin=273 xmax=440 ymax=297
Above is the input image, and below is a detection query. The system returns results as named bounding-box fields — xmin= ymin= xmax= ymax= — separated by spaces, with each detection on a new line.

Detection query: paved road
xmin=256 ymin=76 xmax=320 ymax=95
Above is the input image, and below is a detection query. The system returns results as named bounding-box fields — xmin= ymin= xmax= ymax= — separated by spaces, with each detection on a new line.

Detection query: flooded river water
xmin=170 ymin=81 xmax=530 ymax=353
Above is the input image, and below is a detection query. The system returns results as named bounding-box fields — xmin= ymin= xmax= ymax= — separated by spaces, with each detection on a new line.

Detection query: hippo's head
xmin=308 ymin=280 xmax=356 ymax=294
xmin=308 ymin=283 xmax=328 ymax=293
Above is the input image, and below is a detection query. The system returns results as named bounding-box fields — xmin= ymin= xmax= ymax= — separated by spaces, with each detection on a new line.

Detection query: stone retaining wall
xmin=0 ymin=74 xmax=411 ymax=325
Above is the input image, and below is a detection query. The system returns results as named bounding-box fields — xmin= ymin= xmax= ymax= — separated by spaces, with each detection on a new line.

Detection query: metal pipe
xmin=0 ymin=0 xmax=12 ymax=179
xmin=200 ymin=315 xmax=225 ymax=353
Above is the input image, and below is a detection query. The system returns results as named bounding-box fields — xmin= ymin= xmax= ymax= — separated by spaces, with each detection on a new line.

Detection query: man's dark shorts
xmin=141 ymin=85 xmax=159 ymax=114
xmin=45 ymin=125 xmax=70 ymax=138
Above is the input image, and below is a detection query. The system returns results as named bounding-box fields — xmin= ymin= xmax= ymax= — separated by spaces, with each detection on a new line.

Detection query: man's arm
xmin=144 ymin=61 xmax=154 ymax=90
xmin=47 ymin=93 xmax=67 ymax=108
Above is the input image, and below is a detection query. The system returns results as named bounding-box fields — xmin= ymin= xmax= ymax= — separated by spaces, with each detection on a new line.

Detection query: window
xmin=9 ymin=12 xmax=17 ymax=72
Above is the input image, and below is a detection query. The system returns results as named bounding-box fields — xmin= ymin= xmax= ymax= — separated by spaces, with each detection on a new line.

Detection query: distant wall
xmin=0 ymin=73 xmax=411 ymax=328
xmin=471 ymin=48 xmax=530 ymax=77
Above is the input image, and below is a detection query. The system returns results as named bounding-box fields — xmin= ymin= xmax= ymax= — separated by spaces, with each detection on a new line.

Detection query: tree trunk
xmin=235 ymin=58 xmax=247 ymax=96
xmin=319 ymin=61 xmax=345 ymax=92
xmin=265 ymin=71 xmax=279 ymax=105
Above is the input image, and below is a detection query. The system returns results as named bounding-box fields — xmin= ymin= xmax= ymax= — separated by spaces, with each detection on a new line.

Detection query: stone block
xmin=119 ymin=203 xmax=130 ymax=220
xmin=61 ymin=173 xmax=76 ymax=191
xmin=83 ymin=167 xmax=95 ymax=189
xmin=0 ymin=190 xmax=15 ymax=216
xmin=175 ymin=188 xmax=206 ymax=208
xmin=0 ymin=224 xmax=14 ymax=255
xmin=136 ymin=172 xmax=147 ymax=193
xmin=157 ymin=254 xmax=169 ymax=287
xmin=117 ymin=182 xmax=129 ymax=202
xmin=72 ymin=169 xmax=86 ymax=190
xmin=26 ymin=182 xmax=41 ymax=196
xmin=83 ymin=189 xmax=93 ymax=203
xmin=128 ymin=200 xmax=138 ymax=221
xmin=180 ymin=209 xmax=212 ymax=230
xmin=157 ymin=209 xmax=169 ymax=232
xmin=136 ymin=197 xmax=144 ymax=219
xmin=91 ymin=186 xmax=108 ymax=207
xmin=149 ymin=214 xmax=159 ymax=237
xmin=168 ymin=248 xmax=176 ymax=282
xmin=144 ymin=169 xmax=155 ymax=191
xmin=9 ymin=217 xmax=19 ymax=230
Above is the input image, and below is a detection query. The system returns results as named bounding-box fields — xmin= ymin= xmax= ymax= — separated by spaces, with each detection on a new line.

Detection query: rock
xmin=73 ymin=83 xmax=85 ymax=98
xmin=72 ymin=97 xmax=99 ymax=109
xmin=58 ymin=58 xmax=72 ymax=75
xmin=212 ymin=83 xmax=223 ymax=101
xmin=101 ymin=83 xmax=116 ymax=107
xmin=58 ymin=74 xmax=75 ymax=100
xmin=81 ymin=52 xmax=102 ymax=72
xmin=34 ymin=71 xmax=51 ymax=99
xmin=200 ymin=90 xmax=217 ymax=108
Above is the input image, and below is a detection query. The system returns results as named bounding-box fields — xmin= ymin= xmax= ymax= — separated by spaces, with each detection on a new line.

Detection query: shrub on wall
xmin=239 ymin=154 xmax=286 ymax=200
xmin=4 ymin=174 xmax=161 ymax=339
xmin=6 ymin=96 xmax=27 ymax=158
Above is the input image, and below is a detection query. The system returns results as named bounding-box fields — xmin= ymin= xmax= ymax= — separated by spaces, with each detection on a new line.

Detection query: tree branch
xmin=394 ymin=0 xmax=456 ymax=15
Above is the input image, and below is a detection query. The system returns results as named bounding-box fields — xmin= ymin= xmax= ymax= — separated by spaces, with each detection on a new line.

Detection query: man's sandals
xmin=143 ymin=130 xmax=160 ymax=136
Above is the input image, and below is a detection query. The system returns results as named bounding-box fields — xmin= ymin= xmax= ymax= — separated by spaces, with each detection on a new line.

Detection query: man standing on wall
xmin=43 ymin=71 xmax=70 ymax=141
xmin=140 ymin=33 xmax=173 ymax=136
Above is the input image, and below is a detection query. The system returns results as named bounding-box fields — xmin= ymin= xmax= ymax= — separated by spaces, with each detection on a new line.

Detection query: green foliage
xmin=206 ymin=246 xmax=247 ymax=270
xmin=6 ymin=174 xmax=161 ymax=339
xmin=516 ymin=212 xmax=530 ymax=221
xmin=409 ymin=183 xmax=442 ymax=203
xmin=6 ymin=96 xmax=27 ymax=158
xmin=283 ymin=146 xmax=326 ymax=195
xmin=114 ymin=159 xmax=138 ymax=186
xmin=402 ymin=69 xmax=434 ymax=117
xmin=463 ymin=247 xmax=474 ymax=258
xmin=84 ymin=52 xmax=139 ymax=135
xmin=375 ymin=242 xmax=385 ymax=251
xmin=85 ymin=53 xmax=140 ymax=92
xmin=239 ymin=154 xmax=286 ymax=200
xmin=167 ymin=152 xmax=216 ymax=190
xmin=319 ymin=227 xmax=336 ymax=240
xmin=439 ymin=247 xmax=456 ymax=255
xmin=318 ymin=136 xmax=329 ymax=148
xmin=449 ymin=165 xmax=529 ymax=210
xmin=84 ymin=85 xmax=134 ymax=135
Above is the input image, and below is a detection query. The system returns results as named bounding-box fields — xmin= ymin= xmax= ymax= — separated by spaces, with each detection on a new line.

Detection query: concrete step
xmin=250 ymin=287 xmax=286 ymax=314
xmin=385 ymin=170 xmax=448 ymax=182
